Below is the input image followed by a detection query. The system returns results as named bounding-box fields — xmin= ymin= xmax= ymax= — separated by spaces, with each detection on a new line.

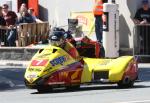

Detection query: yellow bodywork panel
xmin=25 ymin=45 xmax=76 ymax=83
xmin=81 ymin=56 xmax=133 ymax=83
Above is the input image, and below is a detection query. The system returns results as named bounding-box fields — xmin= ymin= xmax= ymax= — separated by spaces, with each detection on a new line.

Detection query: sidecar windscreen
xmin=38 ymin=48 xmax=57 ymax=54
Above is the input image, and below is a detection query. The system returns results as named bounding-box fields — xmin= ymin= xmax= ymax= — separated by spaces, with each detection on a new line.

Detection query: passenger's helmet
xmin=49 ymin=27 xmax=65 ymax=46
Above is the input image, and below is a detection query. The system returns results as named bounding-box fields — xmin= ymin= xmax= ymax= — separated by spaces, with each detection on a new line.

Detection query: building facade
xmin=0 ymin=0 xmax=146 ymax=49
xmin=39 ymin=0 xmax=147 ymax=49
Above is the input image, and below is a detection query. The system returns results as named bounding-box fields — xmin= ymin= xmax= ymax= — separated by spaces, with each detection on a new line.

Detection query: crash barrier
xmin=133 ymin=24 xmax=150 ymax=57
xmin=18 ymin=22 xmax=50 ymax=46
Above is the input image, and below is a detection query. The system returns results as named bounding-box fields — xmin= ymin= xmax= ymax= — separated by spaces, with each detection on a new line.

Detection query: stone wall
xmin=0 ymin=47 xmax=39 ymax=60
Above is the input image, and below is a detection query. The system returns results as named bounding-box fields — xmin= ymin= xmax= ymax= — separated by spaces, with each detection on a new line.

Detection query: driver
xmin=49 ymin=27 xmax=79 ymax=59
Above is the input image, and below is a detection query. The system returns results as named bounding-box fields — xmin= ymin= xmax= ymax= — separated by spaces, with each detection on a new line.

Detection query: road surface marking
xmin=116 ymin=100 xmax=150 ymax=103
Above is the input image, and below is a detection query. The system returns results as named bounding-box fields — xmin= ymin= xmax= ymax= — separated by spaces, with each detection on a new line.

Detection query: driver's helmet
xmin=49 ymin=27 xmax=65 ymax=46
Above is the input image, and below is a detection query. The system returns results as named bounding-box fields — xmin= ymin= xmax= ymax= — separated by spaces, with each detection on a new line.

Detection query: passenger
xmin=18 ymin=10 xmax=35 ymax=23
xmin=18 ymin=3 xmax=27 ymax=18
xmin=28 ymin=8 xmax=43 ymax=23
xmin=49 ymin=28 xmax=79 ymax=59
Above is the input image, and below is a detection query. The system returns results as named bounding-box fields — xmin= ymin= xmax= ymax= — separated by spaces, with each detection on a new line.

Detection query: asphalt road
xmin=0 ymin=64 xmax=150 ymax=103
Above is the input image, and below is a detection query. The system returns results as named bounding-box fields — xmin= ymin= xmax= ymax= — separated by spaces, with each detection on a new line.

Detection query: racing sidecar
xmin=24 ymin=44 xmax=138 ymax=92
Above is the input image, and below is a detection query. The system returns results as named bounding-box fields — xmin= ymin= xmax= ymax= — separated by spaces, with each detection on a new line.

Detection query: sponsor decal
xmin=99 ymin=60 xmax=111 ymax=65
xmin=50 ymin=56 xmax=66 ymax=66
xmin=27 ymin=74 xmax=37 ymax=78
xmin=43 ymin=67 xmax=52 ymax=72
xmin=70 ymin=69 xmax=82 ymax=83
xmin=71 ymin=70 xmax=81 ymax=80
xmin=60 ymin=71 xmax=69 ymax=78
xmin=28 ymin=68 xmax=42 ymax=72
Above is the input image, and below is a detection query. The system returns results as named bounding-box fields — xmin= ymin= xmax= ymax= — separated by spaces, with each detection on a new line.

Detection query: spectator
xmin=0 ymin=6 xmax=6 ymax=46
xmin=18 ymin=10 xmax=35 ymax=23
xmin=93 ymin=0 xmax=104 ymax=43
xmin=93 ymin=0 xmax=105 ymax=57
xmin=28 ymin=8 xmax=43 ymax=23
xmin=133 ymin=0 xmax=150 ymax=54
xmin=133 ymin=0 xmax=150 ymax=24
xmin=2 ymin=4 xmax=18 ymax=47
xmin=18 ymin=3 xmax=27 ymax=18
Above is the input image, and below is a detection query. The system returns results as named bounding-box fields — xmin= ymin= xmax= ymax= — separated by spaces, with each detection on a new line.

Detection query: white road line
xmin=116 ymin=100 xmax=150 ymax=103
xmin=138 ymin=63 xmax=150 ymax=68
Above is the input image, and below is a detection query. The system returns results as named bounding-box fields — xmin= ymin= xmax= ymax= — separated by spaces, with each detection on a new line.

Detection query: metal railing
xmin=133 ymin=24 xmax=150 ymax=57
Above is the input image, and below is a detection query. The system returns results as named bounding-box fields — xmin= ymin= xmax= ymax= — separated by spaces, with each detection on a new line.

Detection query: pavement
xmin=0 ymin=60 xmax=30 ymax=67
xmin=138 ymin=63 xmax=150 ymax=68
xmin=0 ymin=60 xmax=150 ymax=68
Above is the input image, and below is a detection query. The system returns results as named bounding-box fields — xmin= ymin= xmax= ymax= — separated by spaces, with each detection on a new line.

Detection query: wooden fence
xmin=18 ymin=22 xmax=50 ymax=46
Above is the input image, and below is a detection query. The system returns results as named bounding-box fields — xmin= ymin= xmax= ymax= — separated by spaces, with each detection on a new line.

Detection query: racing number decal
xmin=31 ymin=60 xmax=48 ymax=66
xmin=36 ymin=60 xmax=44 ymax=65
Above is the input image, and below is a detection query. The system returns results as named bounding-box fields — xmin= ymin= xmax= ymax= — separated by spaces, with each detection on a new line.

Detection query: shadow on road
xmin=31 ymin=83 xmax=150 ymax=94
xmin=30 ymin=67 xmax=150 ymax=94
xmin=0 ymin=68 xmax=26 ymax=91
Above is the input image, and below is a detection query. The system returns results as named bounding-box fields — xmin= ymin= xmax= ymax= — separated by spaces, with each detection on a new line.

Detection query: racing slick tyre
xmin=66 ymin=85 xmax=80 ymax=90
xmin=37 ymin=86 xmax=53 ymax=93
xmin=117 ymin=77 xmax=134 ymax=88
